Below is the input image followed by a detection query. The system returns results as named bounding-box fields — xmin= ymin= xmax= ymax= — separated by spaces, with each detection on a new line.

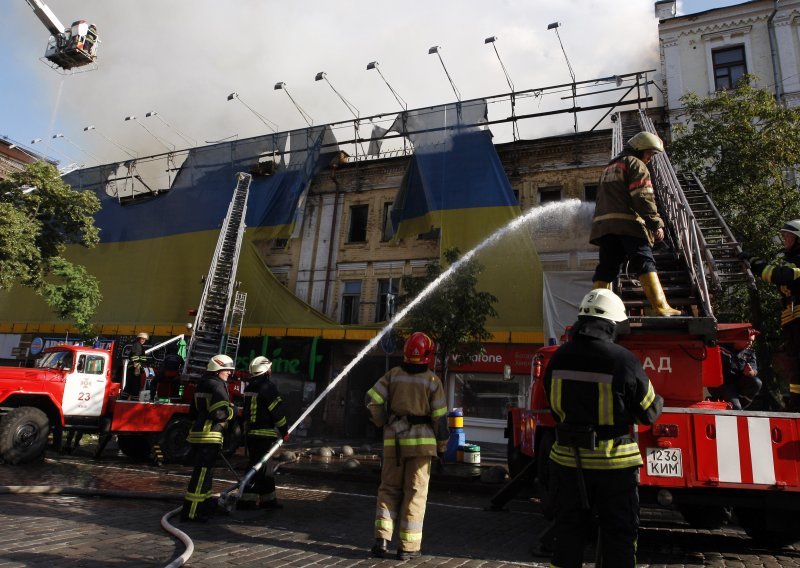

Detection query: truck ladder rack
xmin=183 ymin=173 xmax=251 ymax=379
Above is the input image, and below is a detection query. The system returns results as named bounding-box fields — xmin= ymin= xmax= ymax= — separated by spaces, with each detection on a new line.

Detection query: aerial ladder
xmin=612 ymin=109 xmax=755 ymax=318
xmin=183 ymin=173 xmax=251 ymax=378
xmin=24 ymin=0 xmax=99 ymax=72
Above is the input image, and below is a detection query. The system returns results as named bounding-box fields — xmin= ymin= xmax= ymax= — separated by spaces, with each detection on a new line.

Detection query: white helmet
xmin=578 ymin=289 xmax=628 ymax=323
xmin=207 ymin=354 xmax=235 ymax=372
xmin=249 ymin=356 xmax=273 ymax=377
xmin=627 ymin=131 xmax=664 ymax=154
xmin=780 ymin=219 xmax=800 ymax=240
xmin=137 ymin=332 xmax=149 ymax=340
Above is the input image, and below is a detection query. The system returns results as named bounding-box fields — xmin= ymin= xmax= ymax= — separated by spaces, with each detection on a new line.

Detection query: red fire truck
xmin=503 ymin=317 xmax=800 ymax=546
xmin=0 ymin=337 xmax=243 ymax=465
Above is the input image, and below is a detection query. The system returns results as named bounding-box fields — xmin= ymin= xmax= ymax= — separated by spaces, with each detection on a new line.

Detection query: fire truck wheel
xmin=160 ymin=417 xmax=192 ymax=463
xmin=678 ymin=504 xmax=731 ymax=530
xmin=0 ymin=407 xmax=50 ymax=465
xmin=117 ymin=435 xmax=152 ymax=461
xmin=736 ymin=507 xmax=800 ymax=547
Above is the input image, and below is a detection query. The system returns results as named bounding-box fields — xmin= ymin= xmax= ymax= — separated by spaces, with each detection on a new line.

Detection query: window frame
xmin=347 ymin=204 xmax=369 ymax=244
xmin=712 ymin=45 xmax=747 ymax=91
xmin=340 ymin=280 xmax=362 ymax=324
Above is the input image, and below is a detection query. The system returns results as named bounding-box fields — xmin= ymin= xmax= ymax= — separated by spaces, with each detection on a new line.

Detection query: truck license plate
xmin=646 ymin=447 xmax=682 ymax=477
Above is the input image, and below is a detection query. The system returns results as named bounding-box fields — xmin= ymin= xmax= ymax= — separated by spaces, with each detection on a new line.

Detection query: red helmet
xmin=403 ymin=332 xmax=435 ymax=365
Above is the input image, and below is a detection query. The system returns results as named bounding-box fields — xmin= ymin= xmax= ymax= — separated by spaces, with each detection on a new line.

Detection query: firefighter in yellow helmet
xmin=366 ymin=332 xmax=449 ymax=560
xmin=589 ymin=131 xmax=682 ymax=316
xmin=750 ymin=219 xmax=800 ymax=410
xmin=123 ymin=332 xmax=149 ymax=399
xmin=544 ymin=289 xmax=663 ymax=567
xmin=181 ymin=354 xmax=235 ymax=522
xmin=237 ymin=356 xmax=288 ymax=510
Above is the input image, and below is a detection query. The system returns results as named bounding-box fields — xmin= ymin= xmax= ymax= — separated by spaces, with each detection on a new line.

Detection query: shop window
xmin=538 ymin=186 xmax=562 ymax=204
xmin=341 ymin=281 xmax=362 ymax=324
xmin=347 ymin=204 xmax=369 ymax=243
xmin=381 ymin=202 xmax=395 ymax=242
xmin=375 ymin=278 xmax=398 ymax=323
xmin=453 ymin=372 xmax=530 ymax=420
xmin=584 ymin=184 xmax=598 ymax=202
xmin=713 ymin=45 xmax=747 ymax=91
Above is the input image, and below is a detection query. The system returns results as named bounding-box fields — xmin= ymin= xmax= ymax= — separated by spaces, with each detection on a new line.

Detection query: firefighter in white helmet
xmin=750 ymin=219 xmax=800 ymax=410
xmin=366 ymin=332 xmax=449 ymax=560
xmin=181 ymin=354 xmax=235 ymax=522
xmin=544 ymin=289 xmax=663 ymax=567
xmin=237 ymin=356 xmax=288 ymax=510
xmin=589 ymin=131 xmax=682 ymax=316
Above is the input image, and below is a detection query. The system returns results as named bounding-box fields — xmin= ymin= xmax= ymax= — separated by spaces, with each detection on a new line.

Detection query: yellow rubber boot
xmin=639 ymin=272 xmax=681 ymax=317
xmin=592 ymin=281 xmax=612 ymax=290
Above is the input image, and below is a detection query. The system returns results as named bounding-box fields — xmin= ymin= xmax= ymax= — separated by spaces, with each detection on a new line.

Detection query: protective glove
xmin=749 ymin=258 xmax=767 ymax=275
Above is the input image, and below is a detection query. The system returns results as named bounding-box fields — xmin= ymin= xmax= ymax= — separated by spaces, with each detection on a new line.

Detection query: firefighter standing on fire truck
xmin=237 ymin=356 xmax=288 ymax=510
xmin=123 ymin=332 xmax=149 ymax=398
xmin=589 ymin=131 xmax=681 ymax=317
xmin=750 ymin=219 xmax=800 ymax=411
xmin=544 ymin=289 xmax=663 ymax=568
xmin=181 ymin=354 xmax=235 ymax=522
xmin=366 ymin=332 xmax=449 ymax=560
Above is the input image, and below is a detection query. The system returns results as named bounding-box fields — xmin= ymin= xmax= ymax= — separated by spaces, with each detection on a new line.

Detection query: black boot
xmin=370 ymin=538 xmax=388 ymax=558
xmin=397 ymin=549 xmax=421 ymax=560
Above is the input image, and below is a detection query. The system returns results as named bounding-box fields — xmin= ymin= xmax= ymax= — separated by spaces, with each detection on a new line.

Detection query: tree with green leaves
xmin=0 ymin=161 xmax=102 ymax=334
xmin=669 ymin=77 xmax=800 ymax=407
xmin=397 ymin=247 xmax=498 ymax=393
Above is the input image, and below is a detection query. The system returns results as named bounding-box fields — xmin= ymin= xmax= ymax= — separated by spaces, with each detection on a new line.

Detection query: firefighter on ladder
xmin=589 ymin=131 xmax=682 ymax=317
xmin=544 ymin=289 xmax=663 ymax=567
xmin=749 ymin=219 xmax=800 ymax=411
xmin=181 ymin=354 xmax=235 ymax=522
xmin=366 ymin=332 xmax=449 ymax=560
xmin=237 ymin=356 xmax=288 ymax=510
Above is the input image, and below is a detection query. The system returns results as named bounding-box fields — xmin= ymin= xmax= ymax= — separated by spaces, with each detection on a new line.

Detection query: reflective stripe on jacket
xmin=589 ymin=152 xmax=664 ymax=247
xmin=366 ymin=366 xmax=449 ymax=458
xmin=544 ymin=317 xmax=663 ymax=470
xmin=188 ymin=374 xmax=232 ymax=446
xmin=243 ymin=375 xmax=287 ymax=439
xmin=753 ymin=251 xmax=800 ymax=327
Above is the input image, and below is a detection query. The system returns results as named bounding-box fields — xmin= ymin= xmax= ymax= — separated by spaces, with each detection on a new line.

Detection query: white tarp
xmin=543 ymin=271 xmax=593 ymax=344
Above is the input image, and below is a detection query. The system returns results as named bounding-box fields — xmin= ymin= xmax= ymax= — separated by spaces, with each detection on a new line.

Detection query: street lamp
xmin=274 ymin=82 xmax=313 ymax=127
xmin=124 ymin=115 xmax=175 ymax=152
xmin=144 ymin=111 xmax=198 ymax=147
xmin=547 ymin=21 xmax=578 ymax=133
xmin=53 ymin=132 xmax=101 ymax=164
xmin=226 ymin=92 xmax=278 ymax=133
xmin=314 ymin=71 xmax=359 ymax=119
xmin=484 ymin=36 xmax=519 ymax=140
xmin=33 ymin=136 xmax=81 ymax=166
xmin=366 ymin=61 xmax=407 ymax=111
xmin=428 ymin=45 xmax=461 ymax=102
xmin=84 ymin=125 xmax=138 ymax=160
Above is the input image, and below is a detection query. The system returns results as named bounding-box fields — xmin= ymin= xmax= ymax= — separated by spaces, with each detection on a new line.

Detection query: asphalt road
xmin=1 ymin=442 xmax=800 ymax=567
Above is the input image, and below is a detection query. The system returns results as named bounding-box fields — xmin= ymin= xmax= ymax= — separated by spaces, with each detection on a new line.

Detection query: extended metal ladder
xmin=612 ymin=110 xmax=755 ymax=318
xmin=224 ymin=291 xmax=247 ymax=364
xmin=183 ymin=172 xmax=251 ymax=378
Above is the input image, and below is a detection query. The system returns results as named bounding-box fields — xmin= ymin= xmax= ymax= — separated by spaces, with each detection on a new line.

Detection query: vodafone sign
xmin=449 ymin=345 xmax=539 ymax=374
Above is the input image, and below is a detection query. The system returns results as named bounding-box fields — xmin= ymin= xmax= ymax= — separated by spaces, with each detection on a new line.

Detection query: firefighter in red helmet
xmin=366 ymin=332 xmax=449 ymax=560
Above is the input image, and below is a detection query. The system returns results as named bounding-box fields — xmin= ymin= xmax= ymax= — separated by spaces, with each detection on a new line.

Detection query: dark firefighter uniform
xmin=366 ymin=364 xmax=449 ymax=557
xmin=751 ymin=248 xmax=800 ymax=408
xmin=544 ymin=317 xmax=663 ymax=568
xmin=123 ymin=340 xmax=147 ymax=398
xmin=239 ymin=374 xmax=288 ymax=509
xmin=181 ymin=371 xmax=233 ymax=521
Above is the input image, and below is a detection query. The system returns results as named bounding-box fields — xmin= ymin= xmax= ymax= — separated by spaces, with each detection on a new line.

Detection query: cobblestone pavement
xmin=1 ymin=446 xmax=800 ymax=567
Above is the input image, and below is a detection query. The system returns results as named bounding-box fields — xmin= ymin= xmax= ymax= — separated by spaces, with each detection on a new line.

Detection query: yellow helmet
xmin=207 ymin=354 xmax=235 ymax=372
xmin=627 ymin=132 xmax=664 ymax=153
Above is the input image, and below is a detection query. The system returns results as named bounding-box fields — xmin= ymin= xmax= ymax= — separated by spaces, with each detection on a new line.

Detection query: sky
xmin=0 ymin=0 xmax=745 ymax=166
